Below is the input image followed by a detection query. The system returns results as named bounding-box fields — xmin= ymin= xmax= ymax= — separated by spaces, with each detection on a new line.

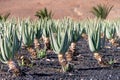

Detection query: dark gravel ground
xmin=0 ymin=38 xmax=120 ymax=80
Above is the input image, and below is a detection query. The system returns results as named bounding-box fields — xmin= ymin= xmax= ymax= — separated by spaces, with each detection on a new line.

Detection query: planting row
xmin=0 ymin=18 xmax=120 ymax=76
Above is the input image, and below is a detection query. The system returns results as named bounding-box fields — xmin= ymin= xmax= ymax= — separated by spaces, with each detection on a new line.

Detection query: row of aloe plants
xmin=0 ymin=18 xmax=120 ymax=75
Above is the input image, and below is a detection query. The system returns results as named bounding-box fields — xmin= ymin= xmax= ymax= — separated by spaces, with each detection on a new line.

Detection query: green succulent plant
xmin=42 ymin=19 xmax=52 ymax=38
xmin=34 ymin=20 xmax=43 ymax=49
xmin=42 ymin=19 xmax=54 ymax=50
xmin=62 ymin=62 xmax=74 ymax=72
xmin=0 ymin=22 xmax=21 ymax=75
xmin=91 ymin=4 xmax=113 ymax=19
xmin=108 ymin=59 xmax=115 ymax=65
xmin=105 ymin=21 xmax=116 ymax=40
xmin=1 ymin=22 xmax=22 ymax=53
xmin=114 ymin=20 xmax=120 ymax=36
xmin=0 ymin=13 xmax=10 ymax=21
xmin=50 ymin=26 xmax=72 ymax=54
xmin=35 ymin=8 xmax=53 ymax=19
xmin=49 ymin=18 xmax=73 ymax=53
xmin=37 ymin=49 xmax=46 ymax=59
xmin=71 ymin=22 xmax=83 ymax=43
xmin=34 ymin=20 xmax=43 ymax=40
xmin=100 ymin=21 xmax=106 ymax=48
xmin=21 ymin=20 xmax=35 ymax=47
xmin=114 ymin=20 xmax=120 ymax=43
xmin=88 ymin=21 xmax=101 ymax=52
xmin=87 ymin=21 xmax=110 ymax=67
xmin=49 ymin=25 xmax=72 ymax=72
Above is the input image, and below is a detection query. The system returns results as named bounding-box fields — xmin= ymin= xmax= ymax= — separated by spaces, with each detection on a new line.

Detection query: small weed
xmin=37 ymin=49 xmax=46 ymax=59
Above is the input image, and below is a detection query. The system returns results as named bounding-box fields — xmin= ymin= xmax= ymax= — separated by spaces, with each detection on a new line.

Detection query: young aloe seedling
xmin=37 ymin=49 xmax=46 ymax=59
xmin=20 ymin=56 xmax=32 ymax=67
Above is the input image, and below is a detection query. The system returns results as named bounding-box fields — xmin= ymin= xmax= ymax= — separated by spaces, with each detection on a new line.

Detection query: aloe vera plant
xmin=49 ymin=18 xmax=73 ymax=55
xmin=42 ymin=19 xmax=51 ymax=38
xmin=88 ymin=21 xmax=104 ymax=66
xmin=100 ymin=21 xmax=106 ymax=48
xmin=88 ymin=22 xmax=101 ymax=52
xmin=0 ymin=13 xmax=10 ymax=21
xmin=106 ymin=22 xmax=116 ymax=39
xmin=42 ymin=19 xmax=53 ymax=50
xmin=105 ymin=21 xmax=116 ymax=45
xmin=69 ymin=22 xmax=83 ymax=54
xmin=91 ymin=4 xmax=113 ymax=19
xmin=34 ymin=20 xmax=43 ymax=49
xmin=34 ymin=20 xmax=43 ymax=40
xmin=35 ymin=8 xmax=53 ymax=19
xmin=81 ymin=20 xmax=90 ymax=40
xmin=115 ymin=20 xmax=120 ymax=38
xmin=0 ymin=22 xmax=21 ymax=75
xmin=114 ymin=20 xmax=120 ymax=46
xmin=88 ymin=21 xmax=110 ymax=67
xmin=21 ymin=20 xmax=35 ymax=47
xmin=21 ymin=20 xmax=36 ymax=58
xmin=0 ymin=21 xmax=22 ymax=52
xmin=49 ymin=25 xmax=72 ymax=72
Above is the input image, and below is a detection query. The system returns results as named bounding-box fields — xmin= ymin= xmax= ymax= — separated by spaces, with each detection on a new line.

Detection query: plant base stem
xmin=7 ymin=60 xmax=21 ymax=76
